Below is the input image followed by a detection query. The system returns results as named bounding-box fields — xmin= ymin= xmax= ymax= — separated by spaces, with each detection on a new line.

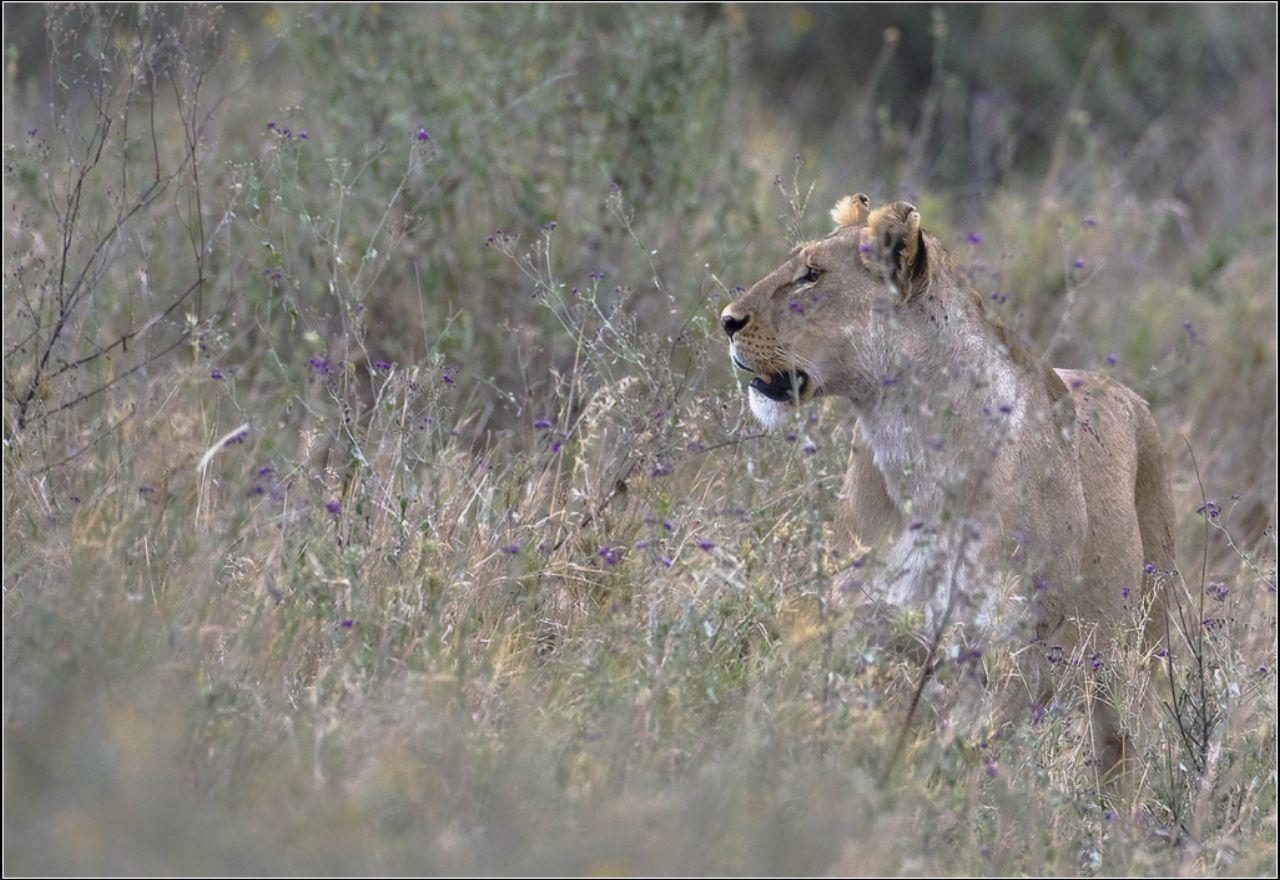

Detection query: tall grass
xmin=3 ymin=5 xmax=1276 ymax=875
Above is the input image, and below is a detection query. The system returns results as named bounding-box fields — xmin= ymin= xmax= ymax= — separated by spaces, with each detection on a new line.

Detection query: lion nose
xmin=721 ymin=312 xmax=750 ymax=339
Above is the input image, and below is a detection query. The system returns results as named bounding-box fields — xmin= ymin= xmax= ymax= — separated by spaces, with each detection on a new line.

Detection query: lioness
xmin=720 ymin=194 xmax=1176 ymax=775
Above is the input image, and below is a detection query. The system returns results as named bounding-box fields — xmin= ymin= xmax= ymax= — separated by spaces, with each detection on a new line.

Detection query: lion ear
xmin=860 ymin=201 xmax=926 ymax=296
xmin=829 ymin=192 xmax=871 ymax=230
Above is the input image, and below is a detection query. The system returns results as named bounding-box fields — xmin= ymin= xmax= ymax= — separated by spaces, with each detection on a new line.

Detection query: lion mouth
xmin=749 ymin=370 xmax=808 ymax=403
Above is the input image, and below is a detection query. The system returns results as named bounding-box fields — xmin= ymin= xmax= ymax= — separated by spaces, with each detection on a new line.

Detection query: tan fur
xmin=721 ymin=195 xmax=1176 ymax=779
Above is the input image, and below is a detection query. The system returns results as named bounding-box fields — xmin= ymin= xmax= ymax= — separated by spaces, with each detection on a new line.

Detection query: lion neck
xmin=848 ymin=291 xmax=1049 ymax=524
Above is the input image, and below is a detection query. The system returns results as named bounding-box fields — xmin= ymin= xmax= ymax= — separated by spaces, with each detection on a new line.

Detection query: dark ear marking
xmin=861 ymin=201 xmax=927 ymax=296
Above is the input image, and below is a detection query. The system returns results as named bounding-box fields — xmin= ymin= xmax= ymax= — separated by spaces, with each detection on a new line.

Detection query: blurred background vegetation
xmin=3 ymin=4 xmax=1276 ymax=875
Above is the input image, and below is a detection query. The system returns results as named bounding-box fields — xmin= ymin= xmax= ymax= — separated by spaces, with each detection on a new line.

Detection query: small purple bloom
xmin=697 ymin=539 xmax=716 ymax=551
xmin=788 ymin=301 xmax=805 ymax=314
xmin=659 ymin=556 xmax=673 ymax=568
xmin=1106 ymin=353 xmax=1119 ymax=366
xmin=859 ymin=241 xmax=874 ymax=254
xmin=1144 ymin=562 xmax=1156 ymax=574
xmin=1208 ymin=581 xmax=1228 ymax=602
xmin=326 ymin=500 xmax=341 ymax=514
xmin=416 ymin=127 xmax=430 ymax=142
xmin=534 ymin=418 xmax=553 ymax=430
xmin=210 ymin=369 xmax=224 ymax=380
xmin=784 ymin=431 xmax=798 ymax=442
xmin=1073 ymin=257 xmax=1086 ymax=269
xmin=966 ymin=231 xmax=983 ymax=245
xmin=998 ymin=403 xmax=1013 ymax=414
xmin=374 ymin=359 xmax=391 ymax=371
xmin=339 ymin=618 xmax=354 ymax=629
xmin=307 ymin=355 xmax=335 ymax=376
xmin=504 ymin=544 xmax=520 ymax=555
xmin=909 ymin=520 xmax=925 ymax=531
xmin=1196 ymin=500 xmax=1221 ymax=519
xmin=1121 ymin=586 xmax=1130 ymax=600
xmin=802 ymin=443 xmax=818 ymax=455
xmin=1083 ymin=217 xmax=1097 ymax=228
xmin=138 ymin=485 xmax=156 ymax=494
xmin=985 ymin=761 xmax=999 ymax=779
xmin=651 ymin=463 xmax=671 ymax=477
xmin=257 ymin=465 xmax=274 ymax=477
xmin=266 ymin=121 xmax=276 ymax=130
xmin=551 ymin=439 xmax=563 ymax=453
xmin=599 ymin=545 xmax=624 ymax=566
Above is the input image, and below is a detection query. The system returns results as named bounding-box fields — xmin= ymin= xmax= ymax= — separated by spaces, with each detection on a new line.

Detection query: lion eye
xmin=799 ymin=266 xmax=822 ymax=285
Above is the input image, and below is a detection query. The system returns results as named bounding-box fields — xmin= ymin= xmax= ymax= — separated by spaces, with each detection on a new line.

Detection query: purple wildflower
xmin=1106 ymin=353 xmax=1119 ymax=366
xmin=210 ymin=368 xmax=224 ymax=380
xmin=985 ymin=761 xmax=999 ymax=779
xmin=697 ymin=539 xmax=716 ymax=551
xmin=257 ymin=465 xmax=274 ymax=477
xmin=599 ymin=546 xmax=624 ymax=566
xmin=138 ymin=485 xmax=156 ymax=494
xmin=859 ymin=240 xmax=874 ymax=254
xmin=534 ymin=418 xmax=553 ymax=430
xmin=998 ymin=403 xmax=1013 ymax=414
xmin=802 ymin=443 xmax=818 ymax=455
xmin=1083 ymin=217 xmax=1097 ymax=228
xmin=326 ymin=500 xmax=341 ymax=515
xmin=1144 ymin=562 xmax=1156 ymax=574
xmin=504 ymin=544 xmax=520 ymax=555
xmin=339 ymin=618 xmax=354 ymax=629
xmin=374 ymin=359 xmax=391 ymax=371
xmin=967 ymin=231 xmax=983 ymax=245
xmin=550 ymin=439 xmax=563 ymax=453
xmin=416 ymin=127 xmax=430 ymax=142
xmin=298 ymin=130 xmax=308 ymax=140
xmin=1073 ymin=257 xmax=1086 ymax=269
xmin=307 ymin=355 xmax=335 ymax=376
xmin=784 ymin=431 xmax=798 ymax=442
xmin=788 ymin=301 xmax=805 ymax=314
xmin=1196 ymin=500 xmax=1221 ymax=519
xmin=1121 ymin=586 xmax=1130 ymax=600
xmin=266 ymin=121 xmax=276 ymax=131
xmin=659 ymin=556 xmax=673 ymax=568
xmin=1208 ymin=581 xmax=1228 ymax=602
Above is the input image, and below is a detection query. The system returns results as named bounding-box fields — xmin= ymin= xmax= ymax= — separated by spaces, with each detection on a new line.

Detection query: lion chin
xmin=747 ymin=386 xmax=791 ymax=427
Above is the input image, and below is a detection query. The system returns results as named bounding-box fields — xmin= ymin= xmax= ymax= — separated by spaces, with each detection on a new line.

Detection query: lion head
xmin=720 ymin=193 xmax=953 ymax=425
